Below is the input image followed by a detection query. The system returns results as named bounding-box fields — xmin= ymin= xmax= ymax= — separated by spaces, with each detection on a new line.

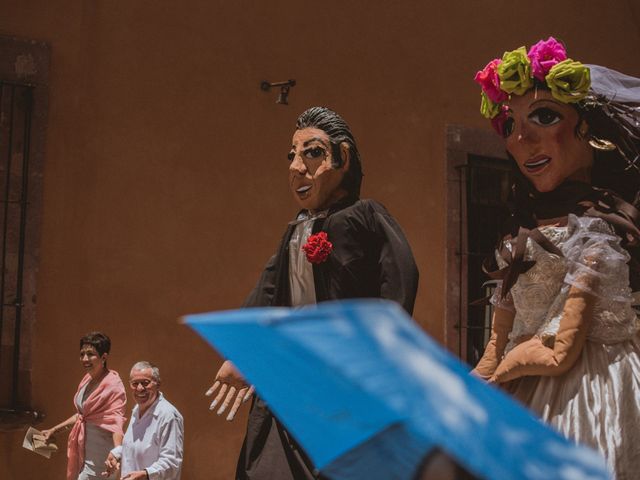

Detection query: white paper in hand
xmin=22 ymin=427 xmax=58 ymax=459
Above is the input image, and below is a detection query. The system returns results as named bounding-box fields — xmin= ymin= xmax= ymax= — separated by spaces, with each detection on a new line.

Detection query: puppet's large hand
xmin=490 ymin=286 xmax=594 ymax=384
xmin=489 ymin=335 xmax=555 ymax=383
xmin=471 ymin=307 xmax=515 ymax=381
xmin=205 ymin=360 xmax=254 ymax=421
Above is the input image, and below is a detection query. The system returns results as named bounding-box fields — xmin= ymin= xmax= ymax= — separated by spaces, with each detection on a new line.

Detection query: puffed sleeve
xmin=561 ymin=214 xmax=638 ymax=343
xmin=562 ymin=215 xmax=632 ymax=300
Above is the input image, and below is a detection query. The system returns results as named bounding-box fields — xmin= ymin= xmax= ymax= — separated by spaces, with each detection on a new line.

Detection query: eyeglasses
xmin=129 ymin=379 xmax=155 ymax=389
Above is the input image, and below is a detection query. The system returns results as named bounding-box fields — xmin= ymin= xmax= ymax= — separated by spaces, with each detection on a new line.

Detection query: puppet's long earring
xmin=579 ymin=121 xmax=617 ymax=151
xmin=588 ymin=136 xmax=617 ymax=151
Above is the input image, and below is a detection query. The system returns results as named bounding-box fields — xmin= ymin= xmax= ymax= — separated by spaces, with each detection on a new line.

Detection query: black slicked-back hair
xmin=295 ymin=107 xmax=363 ymax=197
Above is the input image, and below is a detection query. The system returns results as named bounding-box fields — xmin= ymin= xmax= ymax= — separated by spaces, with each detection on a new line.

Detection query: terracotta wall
xmin=0 ymin=0 xmax=638 ymax=478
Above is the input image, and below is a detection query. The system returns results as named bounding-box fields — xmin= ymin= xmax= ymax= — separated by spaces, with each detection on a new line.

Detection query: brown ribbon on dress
xmin=472 ymin=181 xmax=640 ymax=306
xmin=479 ymin=227 xmax=563 ymax=303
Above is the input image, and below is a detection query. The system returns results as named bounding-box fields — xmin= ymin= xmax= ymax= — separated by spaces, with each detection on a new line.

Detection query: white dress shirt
xmin=113 ymin=393 xmax=184 ymax=480
xmin=288 ymin=210 xmax=327 ymax=306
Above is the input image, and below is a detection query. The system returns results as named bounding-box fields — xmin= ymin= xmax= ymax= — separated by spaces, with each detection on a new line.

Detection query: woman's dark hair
xmin=80 ymin=331 xmax=111 ymax=357
xmin=296 ymin=106 xmax=363 ymax=197
xmin=579 ymin=100 xmax=640 ymax=206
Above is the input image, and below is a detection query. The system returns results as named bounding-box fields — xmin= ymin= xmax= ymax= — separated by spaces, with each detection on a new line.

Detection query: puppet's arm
xmin=372 ymin=206 xmax=419 ymax=315
xmin=491 ymin=278 xmax=596 ymax=384
xmin=485 ymin=215 xmax=629 ymax=384
xmin=471 ymin=307 xmax=515 ymax=380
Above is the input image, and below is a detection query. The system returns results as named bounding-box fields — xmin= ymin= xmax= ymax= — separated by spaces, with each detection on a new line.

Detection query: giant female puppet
xmin=472 ymin=38 xmax=640 ymax=479
xmin=206 ymin=107 xmax=419 ymax=479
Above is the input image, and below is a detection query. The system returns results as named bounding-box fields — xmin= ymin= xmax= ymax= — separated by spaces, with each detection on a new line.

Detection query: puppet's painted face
xmin=288 ymin=127 xmax=348 ymax=212
xmin=504 ymin=90 xmax=593 ymax=193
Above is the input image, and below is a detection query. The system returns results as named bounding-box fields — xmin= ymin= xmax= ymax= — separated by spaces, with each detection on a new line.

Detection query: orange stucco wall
xmin=1 ymin=1 xmax=639 ymax=478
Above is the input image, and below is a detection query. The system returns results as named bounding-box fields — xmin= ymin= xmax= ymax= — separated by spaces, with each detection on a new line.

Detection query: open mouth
xmin=524 ymin=156 xmax=551 ymax=173
xmin=296 ymin=185 xmax=311 ymax=194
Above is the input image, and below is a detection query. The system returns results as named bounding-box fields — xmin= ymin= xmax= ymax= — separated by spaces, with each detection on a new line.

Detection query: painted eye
xmin=287 ymin=152 xmax=295 ymax=162
xmin=529 ymin=107 xmax=561 ymax=126
xmin=304 ymin=147 xmax=325 ymax=159
xmin=502 ymin=117 xmax=515 ymax=138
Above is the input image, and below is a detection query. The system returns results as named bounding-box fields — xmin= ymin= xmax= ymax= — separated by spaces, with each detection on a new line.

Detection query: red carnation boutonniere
xmin=302 ymin=232 xmax=333 ymax=264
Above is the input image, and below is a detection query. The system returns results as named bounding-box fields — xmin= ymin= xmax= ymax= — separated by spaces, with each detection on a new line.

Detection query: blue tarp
xmin=186 ymin=299 xmax=610 ymax=480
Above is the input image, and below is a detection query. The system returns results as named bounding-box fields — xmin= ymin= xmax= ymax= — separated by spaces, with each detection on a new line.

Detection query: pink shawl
xmin=66 ymin=370 xmax=127 ymax=480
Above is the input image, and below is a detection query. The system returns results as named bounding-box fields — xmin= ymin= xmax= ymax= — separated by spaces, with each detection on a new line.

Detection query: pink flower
xmin=491 ymin=105 xmax=510 ymax=136
xmin=474 ymin=59 xmax=507 ymax=103
xmin=527 ymin=37 xmax=567 ymax=82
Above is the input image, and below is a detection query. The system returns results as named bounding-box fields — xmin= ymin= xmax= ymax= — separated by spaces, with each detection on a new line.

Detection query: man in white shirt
xmin=104 ymin=361 xmax=184 ymax=480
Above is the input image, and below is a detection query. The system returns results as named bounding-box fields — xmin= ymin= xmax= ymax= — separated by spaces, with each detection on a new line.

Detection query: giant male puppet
xmin=206 ymin=107 xmax=419 ymax=479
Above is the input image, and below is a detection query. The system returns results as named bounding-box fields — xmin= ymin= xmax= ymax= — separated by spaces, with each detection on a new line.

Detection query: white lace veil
xmin=588 ymin=64 xmax=640 ymax=104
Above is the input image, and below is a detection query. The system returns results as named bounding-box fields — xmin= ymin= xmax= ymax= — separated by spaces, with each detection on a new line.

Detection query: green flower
xmin=480 ymin=91 xmax=500 ymax=119
xmin=498 ymin=46 xmax=533 ymax=95
xmin=545 ymin=59 xmax=591 ymax=103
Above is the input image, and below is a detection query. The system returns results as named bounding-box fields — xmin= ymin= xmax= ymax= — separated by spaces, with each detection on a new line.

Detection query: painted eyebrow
xmin=303 ymin=137 xmax=329 ymax=148
xmin=505 ymin=98 xmax=563 ymax=117
xmin=290 ymin=137 xmax=330 ymax=151
xmin=529 ymin=98 xmax=564 ymax=109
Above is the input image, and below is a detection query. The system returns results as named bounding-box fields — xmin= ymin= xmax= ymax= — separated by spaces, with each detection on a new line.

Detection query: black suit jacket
xmin=237 ymin=197 xmax=419 ymax=480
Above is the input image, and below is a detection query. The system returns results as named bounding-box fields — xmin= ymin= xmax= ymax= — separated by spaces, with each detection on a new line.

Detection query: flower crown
xmin=475 ymin=37 xmax=591 ymax=135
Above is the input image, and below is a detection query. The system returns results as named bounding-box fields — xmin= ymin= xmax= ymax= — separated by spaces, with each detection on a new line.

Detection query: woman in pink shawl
xmin=42 ymin=332 xmax=127 ymax=480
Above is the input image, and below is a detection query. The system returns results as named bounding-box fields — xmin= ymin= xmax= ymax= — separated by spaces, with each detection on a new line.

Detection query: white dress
xmin=492 ymin=214 xmax=640 ymax=480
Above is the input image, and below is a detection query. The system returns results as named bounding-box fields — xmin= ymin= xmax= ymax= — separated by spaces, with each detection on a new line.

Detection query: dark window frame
xmin=444 ymin=125 xmax=510 ymax=364
xmin=0 ymin=34 xmax=49 ymax=427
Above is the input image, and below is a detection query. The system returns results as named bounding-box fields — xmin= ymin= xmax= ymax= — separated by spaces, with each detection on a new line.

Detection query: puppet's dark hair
xmin=578 ymin=96 xmax=640 ymax=204
xmin=296 ymin=107 xmax=363 ymax=197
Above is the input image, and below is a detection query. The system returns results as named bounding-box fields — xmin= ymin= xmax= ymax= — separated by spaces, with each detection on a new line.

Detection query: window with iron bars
xmin=445 ymin=125 xmax=513 ymax=366
xmin=461 ymin=155 xmax=514 ymax=365
xmin=0 ymin=81 xmax=33 ymax=407
xmin=0 ymin=35 xmax=49 ymax=430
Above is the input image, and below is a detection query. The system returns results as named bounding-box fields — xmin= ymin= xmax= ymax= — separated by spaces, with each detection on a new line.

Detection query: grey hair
xmin=131 ymin=361 xmax=161 ymax=383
